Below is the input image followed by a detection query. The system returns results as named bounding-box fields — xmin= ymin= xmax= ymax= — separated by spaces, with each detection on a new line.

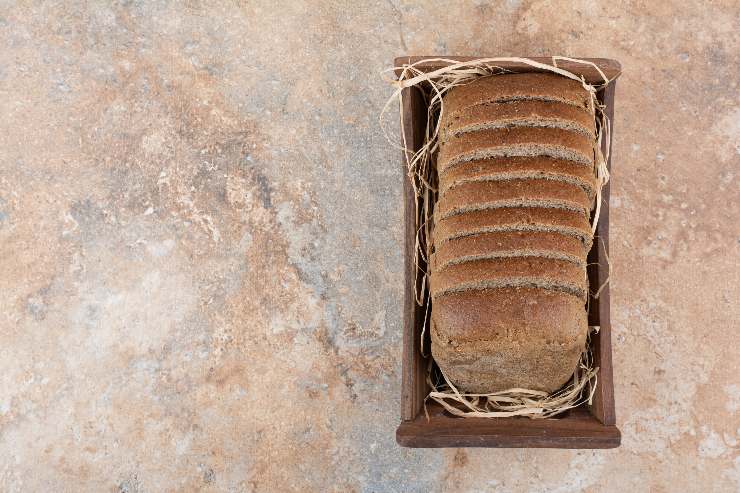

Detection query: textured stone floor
xmin=1 ymin=1 xmax=738 ymax=491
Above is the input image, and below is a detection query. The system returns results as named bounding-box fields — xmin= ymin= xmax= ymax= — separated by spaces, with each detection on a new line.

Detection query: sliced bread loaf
xmin=429 ymin=72 xmax=596 ymax=395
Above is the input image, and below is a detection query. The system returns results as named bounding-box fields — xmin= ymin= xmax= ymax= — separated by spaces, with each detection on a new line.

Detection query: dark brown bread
xmin=443 ymin=73 xmax=593 ymax=119
xmin=430 ymin=257 xmax=587 ymax=299
xmin=434 ymin=206 xmax=592 ymax=246
xmin=431 ymin=287 xmax=587 ymax=346
xmin=431 ymin=287 xmax=588 ymax=393
xmin=439 ymin=99 xmax=596 ymax=140
xmin=429 ymin=72 xmax=596 ymax=394
xmin=437 ymin=127 xmax=595 ymax=174
xmin=438 ymin=156 xmax=599 ymax=199
xmin=432 ymin=230 xmax=587 ymax=270
xmin=436 ymin=178 xmax=593 ymax=220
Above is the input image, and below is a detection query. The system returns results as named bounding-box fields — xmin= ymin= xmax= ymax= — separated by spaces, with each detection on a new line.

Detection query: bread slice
xmin=442 ymin=73 xmax=593 ymax=119
xmin=430 ymin=257 xmax=587 ymax=300
xmin=434 ymin=206 xmax=592 ymax=247
xmin=432 ymin=230 xmax=587 ymax=271
xmin=440 ymin=99 xmax=596 ymax=140
xmin=438 ymin=156 xmax=599 ymax=199
xmin=437 ymin=127 xmax=595 ymax=174
xmin=436 ymin=178 xmax=593 ymax=220
xmin=431 ymin=287 xmax=588 ymax=393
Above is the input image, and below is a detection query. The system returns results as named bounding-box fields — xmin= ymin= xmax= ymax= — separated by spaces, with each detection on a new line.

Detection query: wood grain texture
xmin=397 ymin=56 xmax=621 ymax=447
xmin=587 ymin=82 xmax=617 ymax=426
xmin=400 ymin=86 xmax=431 ymax=421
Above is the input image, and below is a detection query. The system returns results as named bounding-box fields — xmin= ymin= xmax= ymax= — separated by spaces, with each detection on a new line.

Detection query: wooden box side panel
xmin=400 ymin=86 xmax=431 ymax=421
xmin=586 ymin=82 xmax=617 ymax=425
xmin=397 ymin=404 xmax=621 ymax=448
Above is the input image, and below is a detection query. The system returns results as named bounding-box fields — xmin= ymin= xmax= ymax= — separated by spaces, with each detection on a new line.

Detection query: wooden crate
xmin=395 ymin=57 xmax=622 ymax=448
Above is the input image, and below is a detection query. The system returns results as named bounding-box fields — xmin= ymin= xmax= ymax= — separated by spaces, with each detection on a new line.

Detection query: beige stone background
xmin=0 ymin=1 xmax=738 ymax=491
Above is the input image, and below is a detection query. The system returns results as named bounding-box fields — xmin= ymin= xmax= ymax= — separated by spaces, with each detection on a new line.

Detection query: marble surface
xmin=1 ymin=1 xmax=738 ymax=491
